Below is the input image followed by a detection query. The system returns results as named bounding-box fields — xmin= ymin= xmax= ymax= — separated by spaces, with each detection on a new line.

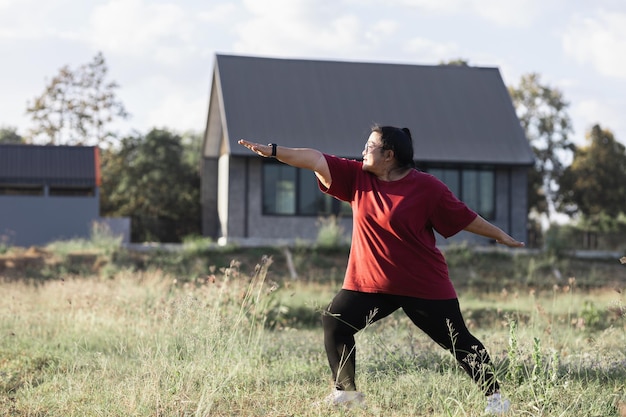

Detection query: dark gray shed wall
xmin=0 ymin=145 xmax=100 ymax=247
xmin=0 ymin=191 xmax=99 ymax=247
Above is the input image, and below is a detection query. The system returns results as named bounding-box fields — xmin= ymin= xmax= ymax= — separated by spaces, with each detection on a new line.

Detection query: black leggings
xmin=322 ymin=289 xmax=500 ymax=395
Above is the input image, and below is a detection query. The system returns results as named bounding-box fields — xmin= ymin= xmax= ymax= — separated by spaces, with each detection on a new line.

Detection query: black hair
xmin=371 ymin=124 xmax=415 ymax=169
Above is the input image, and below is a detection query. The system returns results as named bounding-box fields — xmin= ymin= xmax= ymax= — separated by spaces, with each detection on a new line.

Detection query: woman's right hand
xmin=238 ymin=139 xmax=274 ymax=158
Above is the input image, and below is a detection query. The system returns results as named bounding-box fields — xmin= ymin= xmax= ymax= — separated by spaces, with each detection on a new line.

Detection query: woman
xmin=238 ymin=125 xmax=523 ymax=415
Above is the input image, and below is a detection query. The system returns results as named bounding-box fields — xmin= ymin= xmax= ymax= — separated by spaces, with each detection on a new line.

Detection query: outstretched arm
xmin=237 ymin=140 xmax=332 ymax=188
xmin=464 ymin=215 xmax=525 ymax=247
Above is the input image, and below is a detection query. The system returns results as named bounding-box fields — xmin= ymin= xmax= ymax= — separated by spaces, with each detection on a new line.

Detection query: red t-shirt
xmin=318 ymin=154 xmax=478 ymax=299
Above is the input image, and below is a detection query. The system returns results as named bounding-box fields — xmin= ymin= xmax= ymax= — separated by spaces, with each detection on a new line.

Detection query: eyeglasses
xmin=363 ymin=143 xmax=383 ymax=153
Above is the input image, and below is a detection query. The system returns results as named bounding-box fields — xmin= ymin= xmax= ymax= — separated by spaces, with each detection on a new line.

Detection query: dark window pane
xmin=462 ymin=169 xmax=495 ymax=219
xmin=263 ymin=163 xmax=355 ymax=217
xmin=263 ymin=164 xmax=296 ymax=214
xmin=0 ymin=184 xmax=44 ymax=196
xmin=49 ymin=186 xmax=95 ymax=197
xmin=478 ymin=170 xmax=495 ymax=219
xmin=298 ymin=171 xmax=331 ymax=215
xmin=429 ymin=168 xmax=460 ymax=196
xmin=429 ymin=167 xmax=495 ymax=220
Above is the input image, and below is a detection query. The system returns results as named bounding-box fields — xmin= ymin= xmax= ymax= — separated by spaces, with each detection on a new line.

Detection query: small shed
xmin=0 ymin=144 xmax=101 ymax=247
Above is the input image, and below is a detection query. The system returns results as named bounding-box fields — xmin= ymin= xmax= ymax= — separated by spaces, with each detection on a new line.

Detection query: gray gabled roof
xmin=0 ymin=144 xmax=99 ymax=186
xmin=204 ymin=54 xmax=534 ymax=166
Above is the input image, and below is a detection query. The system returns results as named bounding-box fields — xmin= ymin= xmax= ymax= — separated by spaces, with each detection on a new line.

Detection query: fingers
xmin=238 ymin=139 xmax=269 ymax=157
xmin=496 ymin=235 xmax=525 ymax=247
xmin=499 ymin=239 xmax=525 ymax=248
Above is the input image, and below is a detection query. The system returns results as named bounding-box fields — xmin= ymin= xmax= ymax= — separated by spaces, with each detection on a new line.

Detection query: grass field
xmin=1 ymin=247 xmax=626 ymax=416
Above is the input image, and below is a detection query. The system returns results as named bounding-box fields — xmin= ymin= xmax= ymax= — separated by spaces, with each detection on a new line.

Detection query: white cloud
xmin=390 ymin=0 xmax=553 ymax=27
xmin=117 ymin=74 xmax=208 ymax=133
xmin=87 ymin=0 xmax=189 ymax=60
xmin=233 ymin=0 xmax=370 ymax=58
xmin=146 ymin=93 xmax=207 ymax=132
xmin=197 ymin=3 xmax=238 ymax=22
xmin=569 ymin=97 xmax=626 ymax=147
xmin=562 ymin=10 xmax=626 ymax=79
xmin=0 ymin=0 xmax=82 ymax=40
xmin=404 ymin=37 xmax=459 ymax=62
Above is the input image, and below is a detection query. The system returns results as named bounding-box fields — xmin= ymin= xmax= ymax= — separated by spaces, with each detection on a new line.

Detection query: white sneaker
xmin=485 ymin=392 xmax=510 ymax=414
xmin=316 ymin=389 xmax=365 ymax=409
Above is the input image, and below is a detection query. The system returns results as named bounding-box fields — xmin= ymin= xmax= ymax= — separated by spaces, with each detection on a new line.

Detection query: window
xmin=427 ymin=167 xmax=495 ymax=219
xmin=0 ymin=184 xmax=44 ymax=196
xmin=462 ymin=170 xmax=495 ymax=220
xmin=263 ymin=164 xmax=296 ymax=214
xmin=49 ymin=186 xmax=96 ymax=197
xmin=428 ymin=168 xmax=460 ymax=196
xmin=263 ymin=163 xmax=349 ymax=216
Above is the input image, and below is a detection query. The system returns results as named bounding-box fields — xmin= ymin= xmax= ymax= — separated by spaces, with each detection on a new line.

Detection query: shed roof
xmin=0 ymin=144 xmax=100 ymax=186
xmin=204 ymin=54 xmax=534 ymax=166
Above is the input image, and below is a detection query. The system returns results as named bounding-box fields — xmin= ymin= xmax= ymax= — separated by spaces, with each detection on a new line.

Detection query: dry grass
xmin=1 ymin=256 xmax=626 ymax=416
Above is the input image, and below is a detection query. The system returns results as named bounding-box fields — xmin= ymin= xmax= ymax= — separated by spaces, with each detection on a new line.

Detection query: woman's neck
xmin=377 ymin=166 xmax=411 ymax=182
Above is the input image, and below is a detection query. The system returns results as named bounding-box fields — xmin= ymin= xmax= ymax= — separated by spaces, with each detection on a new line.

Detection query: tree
xmin=0 ymin=126 xmax=24 ymax=144
xmin=26 ymin=52 xmax=129 ymax=146
xmin=100 ymin=129 xmax=201 ymax=242
xmin=508 ymin=73 xmax=575 ymax=220
xmin=440 ymin=58 xmax=470 ymax=66
xmin=557 ymin=124 xmax=626 ymax=224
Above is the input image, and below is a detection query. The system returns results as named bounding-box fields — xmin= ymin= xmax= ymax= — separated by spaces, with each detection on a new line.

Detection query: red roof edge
xmin=94 ymin=147 xmax=101 ymax=186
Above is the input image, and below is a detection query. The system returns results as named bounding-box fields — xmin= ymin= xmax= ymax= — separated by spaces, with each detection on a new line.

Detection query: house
xmin=0 ymin=144 xmax=125 ymax=247
xmin=201 ymin=54 xmax=535 ymax=246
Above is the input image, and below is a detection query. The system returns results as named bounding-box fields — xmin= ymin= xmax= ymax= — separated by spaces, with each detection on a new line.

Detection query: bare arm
xmin=237 ymin=140 xmax=332 ymax=188
xmin=464 ymin=215 xmax=525 ymax=247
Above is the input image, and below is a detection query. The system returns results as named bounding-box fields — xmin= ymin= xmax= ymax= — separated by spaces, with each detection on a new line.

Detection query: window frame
xmin=261 ymin=161 xmax=349 ymax=217
xmin=425 ymin=165 xmax=496 ymax=220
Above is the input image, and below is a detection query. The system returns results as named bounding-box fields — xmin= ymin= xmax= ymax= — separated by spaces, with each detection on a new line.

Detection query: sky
xmin=1 ymin=0 xmax=626 ymax=147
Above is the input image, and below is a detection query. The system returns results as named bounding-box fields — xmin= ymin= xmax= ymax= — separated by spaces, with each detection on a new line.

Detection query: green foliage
xmin=544 ymin=224 xmax=574 ymax=254
xmin=507 ymin=320 xmax=523 ymax=384
xmin=558 ymin=124 xmax=626 ymax=221
xmin=100 ymin=128 xmax=201 ymax=242
xmin=314 ymin=215 xmax=349 ymax=249
xmin=45 ymin=221 xmax=122 ymax=258
xmin=581 ymin=300 xmax=604 ymax=330
xmin=25 ymin=52 xmax=128 ymax=146
xmin=181 ymin=235 xmax=214 ymax=256
xmin=0 ymin=126 xmax=24 ymax=144
xmin=439 ymin=58 xmax=470 ymax=66
xmin=509 ymin=73 xmax=575 ymax=219
xmin=545 ymin=219 xmax=626 ymax=251
xmin=0 ymin=233 xmax=10 ymax=255
xmin=441 ymin=242 xmax=473 ymax=267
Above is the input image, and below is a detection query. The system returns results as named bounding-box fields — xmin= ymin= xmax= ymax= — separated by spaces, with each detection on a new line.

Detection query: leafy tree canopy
xmin=558 ymin=124 xmax=626 ymax=225
xmin=26 ymin=52 xmax=129 ymax=147
xmin=509 ymin=73 xmax=575 ymax=220
xmin=0 ymin=126 xmax=24 ymax=144
xmin=100 ymin=128 xmax=201 ymax=242
xmin=439 ymin=58 xmax=470 ymax=66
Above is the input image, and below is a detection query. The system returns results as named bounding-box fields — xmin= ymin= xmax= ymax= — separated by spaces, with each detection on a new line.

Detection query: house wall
xmin=224 ymin=155 xmax=245 ymax=239
xmin=0 ymin=189 xmax=100 ymax=247
xmin=200 ymin=157 xmax=219 ymax=238
xmin=219 ymin=157 xmax=529 ymax=246
xmin=223 ymin=157 xmax=351 ymax=244
xmin=509 ymin=166 xmax=530 ymax=242
xmin=444 ymin=166 xmax=528 ymax=246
